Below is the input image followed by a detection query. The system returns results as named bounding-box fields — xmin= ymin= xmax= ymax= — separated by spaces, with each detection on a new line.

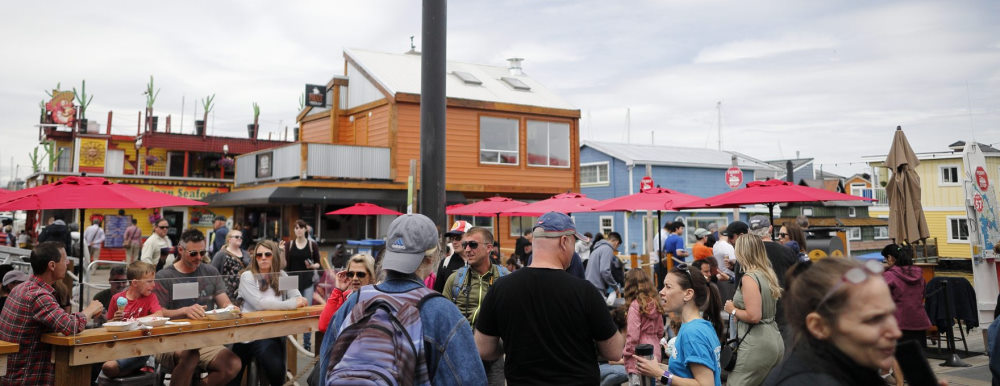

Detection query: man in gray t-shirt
xmin=155 ymin=263 xmax=228 ymax=311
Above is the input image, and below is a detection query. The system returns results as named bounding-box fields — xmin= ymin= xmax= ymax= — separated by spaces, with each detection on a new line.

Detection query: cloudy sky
xmin=1 ymin=0 xmax=998 ymax=185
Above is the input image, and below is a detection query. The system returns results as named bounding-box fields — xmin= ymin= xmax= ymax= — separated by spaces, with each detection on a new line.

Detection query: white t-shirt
xmin=649 ymin=229 xmax=670 ymax=262
xmin=713 ymin=239 xmax=736 ymax=276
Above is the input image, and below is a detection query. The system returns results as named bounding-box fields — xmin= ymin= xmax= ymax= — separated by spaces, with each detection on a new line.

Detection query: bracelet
xmin=660 ymin=369 xmax=672 ymax=385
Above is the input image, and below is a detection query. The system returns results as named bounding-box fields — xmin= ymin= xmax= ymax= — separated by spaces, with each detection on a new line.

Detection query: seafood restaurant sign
xmin=134 ymin=185 xmax=228 ymax=200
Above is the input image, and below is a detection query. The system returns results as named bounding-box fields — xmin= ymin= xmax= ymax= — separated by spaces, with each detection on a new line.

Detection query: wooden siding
xmin=302 ymin=118 xmax=332 ymax=143
xmin=927 ymin=210 xmax=971 ymax=258
xmin=337 ymin=116 xmax=355 ymax=144
xmin=367 ymin=105 xmax=391 ymax=147
xmin=394 ymin=103 xmax=577 ymax=193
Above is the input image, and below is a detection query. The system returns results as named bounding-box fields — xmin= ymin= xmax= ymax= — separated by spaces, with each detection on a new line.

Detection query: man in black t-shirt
xmin=475 ymin=212 xmax=623 ymax=385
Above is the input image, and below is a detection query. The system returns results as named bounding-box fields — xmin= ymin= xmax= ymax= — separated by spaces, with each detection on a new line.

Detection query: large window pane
xmin=480 ymin=117 xmax=519 ymax=165
xmin=527 ymin=120 xmax=570 ymax=167
xmin=581 ymin=163 xmax=609 ymax=185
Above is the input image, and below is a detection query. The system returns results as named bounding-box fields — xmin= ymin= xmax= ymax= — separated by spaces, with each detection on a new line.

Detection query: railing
xmin=235 ymin=142 xmax=391 ymax=187
xmin=852 ymin=187 xmax=888 ymax=206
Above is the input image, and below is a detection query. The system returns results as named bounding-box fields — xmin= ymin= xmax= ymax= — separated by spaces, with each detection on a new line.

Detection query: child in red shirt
xmin=101 ymin=261 xmax=163 ymax=378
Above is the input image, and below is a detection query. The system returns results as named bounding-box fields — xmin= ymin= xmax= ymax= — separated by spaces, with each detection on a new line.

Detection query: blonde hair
xmin=346 ymin=254 xmax=376 ymax=278
xmin=624 ymin=269 xmax=664 ymax=314
xmin=734 ymin=234 xmax=783 ymax=299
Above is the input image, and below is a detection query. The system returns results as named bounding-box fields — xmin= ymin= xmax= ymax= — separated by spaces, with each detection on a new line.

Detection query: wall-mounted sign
xmin=46 ymin=90 xmax=77 ymax=127
xmin=640 ymin=176 xmax=654 ymax=192
xmin=256 ymin=151 xmax=273 ymax=178
xmin=725 ymin=167 xmax=743 ymax=189
xmin=976 ymin=166 xmax=989 ymax=191
xmin=305 ymin=84 xmax=327 ymax=108
xmin=79 ymin=138 xmax=107 ymax=168
xmin=131 ymin=185 xmax=230 ymax=200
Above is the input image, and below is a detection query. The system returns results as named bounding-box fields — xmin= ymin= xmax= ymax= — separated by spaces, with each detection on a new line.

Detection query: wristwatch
xmin=660 ymin=369 xmax=673 ymax=385
xmin=730 ymin=308 xmax=737 ymax=316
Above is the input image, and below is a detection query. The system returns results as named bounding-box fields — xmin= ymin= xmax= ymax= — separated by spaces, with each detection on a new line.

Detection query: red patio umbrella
xmin=674 ymin=179 xmax=873 ymax=225
xmin=0 ymin=176 xmax=208 ymax=307
xmin=325 ymin=203 xmax=403 ymax=239
xmin=447 ymin=196 xmax=528 ymax=250
xmin=500 ymin=192 xmax=598 ymax=216
xmin=591 ymin=187 xmax=703 ymax=254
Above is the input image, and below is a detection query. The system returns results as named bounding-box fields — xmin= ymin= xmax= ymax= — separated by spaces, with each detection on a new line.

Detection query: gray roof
xmin=582 ymin=141 xmax=780 ymax=171
xmin=345 ymin=48 xmax=576 ymax=110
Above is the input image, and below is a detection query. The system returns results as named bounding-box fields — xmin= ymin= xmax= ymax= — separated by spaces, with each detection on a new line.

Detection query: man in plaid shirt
xmin=0 ymin=241 xmax=105 ymax=385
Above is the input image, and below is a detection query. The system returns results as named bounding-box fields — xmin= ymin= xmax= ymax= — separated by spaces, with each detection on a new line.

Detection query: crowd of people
xmin=0 ymin=209 xmax=948 ymax=386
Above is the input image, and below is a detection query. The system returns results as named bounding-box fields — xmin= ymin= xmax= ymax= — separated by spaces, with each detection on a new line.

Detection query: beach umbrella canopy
xmin=448 ymin=196 xmax=527 ymax=217
xmin=0 ymin=188 xmax=10 ymax=194
xmin=590 ymin=187 xmax=701 ymax=212
xmin=325 ymin=202 xmax=403 ymax=216
xmin=886 ymin=126 xmax=930 ymax=243
xmin=500 ymin=192 xmax=598 ymax=216
xmin=675 ymin=179 xmax=873 ymax=224
xmin=0 ymin=176 xmax=207 ymax=211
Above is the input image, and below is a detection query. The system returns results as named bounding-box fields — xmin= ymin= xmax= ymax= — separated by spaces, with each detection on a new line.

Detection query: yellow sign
xmin=133 ymin=185 xmax=229 ymax=201
xmin=79 ymin=138 xmax=107 ymax=168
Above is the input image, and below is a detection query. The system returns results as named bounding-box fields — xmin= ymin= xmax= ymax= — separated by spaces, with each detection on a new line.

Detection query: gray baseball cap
xmin=382 ymin=214 xmax=440 ymax=274
xmin=749 ymin=215 xmax=771 ymax=231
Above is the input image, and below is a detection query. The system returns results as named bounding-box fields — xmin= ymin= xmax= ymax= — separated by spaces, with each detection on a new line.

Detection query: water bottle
xmin=632 ymin=344 xmax=656 ymax=386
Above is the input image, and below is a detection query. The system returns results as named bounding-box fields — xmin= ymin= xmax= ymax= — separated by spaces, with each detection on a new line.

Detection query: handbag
xmin=720 ymin=275 xmax=762 ymax=371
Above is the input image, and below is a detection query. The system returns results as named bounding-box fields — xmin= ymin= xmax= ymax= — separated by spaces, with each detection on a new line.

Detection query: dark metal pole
xmin=419 ymin=0 xmax=447 ymax=232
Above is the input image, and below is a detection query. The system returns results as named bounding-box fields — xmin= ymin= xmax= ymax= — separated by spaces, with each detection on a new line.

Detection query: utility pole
xmin=418 ymin=0 xmax=447 ymax=230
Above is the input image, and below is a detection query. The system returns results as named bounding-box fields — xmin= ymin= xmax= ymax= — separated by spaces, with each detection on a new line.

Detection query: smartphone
xmin=894 ymin=340 xmax=938 ymax=386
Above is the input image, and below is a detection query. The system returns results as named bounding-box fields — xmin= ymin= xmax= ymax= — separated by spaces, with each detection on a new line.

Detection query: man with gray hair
xmin=319 ymin=214 xmax=486 ymax=385
xmin=475 ymin=212 xmax=623 ymax=384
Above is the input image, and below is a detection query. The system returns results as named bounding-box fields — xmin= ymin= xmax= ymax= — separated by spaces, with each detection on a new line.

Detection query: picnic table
xmin=0 ymin=340 xmax=18 ymax=376
xmin=42 ymin=305 xmax=322 ymax=386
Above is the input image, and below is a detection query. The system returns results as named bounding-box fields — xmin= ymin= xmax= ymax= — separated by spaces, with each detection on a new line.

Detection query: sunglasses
xmin=674 ymin=263 xmax=695 ymax=284
xmin=461 ymin=241 xmax=481 ymax=250
xmin=187 ymin=250 xmax=208 ymax=257
xmin=777 ymin=232 xmax=789 ymax=238
xmin=816 ymin=260 xmax=884 ymax=310
xmin=230 ymin=235 xmax=243 ymax=239
xmin=157 ymin=226 xmax=169 ymax=229
xmin=345 ymin=271 xmax=367 ymax=279
xmin=255 ymin=252 xmax=273 ymax=258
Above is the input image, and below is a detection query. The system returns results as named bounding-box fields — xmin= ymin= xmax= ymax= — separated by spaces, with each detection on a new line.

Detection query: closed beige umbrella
xmin=886 ymin=126 xmax=930 ymax=243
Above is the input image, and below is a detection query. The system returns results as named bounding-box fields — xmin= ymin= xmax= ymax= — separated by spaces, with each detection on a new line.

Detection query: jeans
xmin=599 ymin=363 xmax=628 ymax=386
xmin=231 ymin=338 xmax=285 ymax=386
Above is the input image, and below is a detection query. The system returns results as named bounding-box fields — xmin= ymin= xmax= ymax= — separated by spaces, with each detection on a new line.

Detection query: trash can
xmin=347 ymin=239 xmax=386 ymax=260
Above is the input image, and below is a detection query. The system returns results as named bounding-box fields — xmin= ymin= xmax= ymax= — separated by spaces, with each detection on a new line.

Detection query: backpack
xmin=325 ymin=283 xmax=441 ymax=385
xmin=450 ymin=264 xmax=510 ymax=301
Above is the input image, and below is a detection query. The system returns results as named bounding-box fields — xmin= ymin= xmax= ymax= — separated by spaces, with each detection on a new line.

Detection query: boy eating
xmin=100 ymin=261 xmax=163 ymax=378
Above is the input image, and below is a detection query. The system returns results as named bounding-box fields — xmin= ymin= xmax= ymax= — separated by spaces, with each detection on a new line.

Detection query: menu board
xmin=104 ymin=215 xmax=132 ymax=248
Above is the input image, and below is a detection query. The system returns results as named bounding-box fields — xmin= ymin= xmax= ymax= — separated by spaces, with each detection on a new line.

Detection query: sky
xmin=1 ymin=0 xmax=998 ymax=186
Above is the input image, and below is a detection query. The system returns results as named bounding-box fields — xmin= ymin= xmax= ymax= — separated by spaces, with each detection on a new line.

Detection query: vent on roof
xmin=501 ymin=76 xmax=531 ymax=91
xmin=453 ymin=71 xmax=482 ymax=85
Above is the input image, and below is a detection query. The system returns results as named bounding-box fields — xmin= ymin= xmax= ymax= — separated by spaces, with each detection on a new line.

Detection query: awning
xmin=202 ymin=186 xmax=466 ymax=207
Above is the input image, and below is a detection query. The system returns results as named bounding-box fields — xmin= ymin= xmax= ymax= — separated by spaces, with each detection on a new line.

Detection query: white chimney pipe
xmin=507 ymin=58 xmax=524 ymax=75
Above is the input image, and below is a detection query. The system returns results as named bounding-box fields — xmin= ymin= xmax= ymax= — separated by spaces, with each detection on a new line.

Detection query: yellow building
xmin=865 ymin=141 xmax=1000 ymax=260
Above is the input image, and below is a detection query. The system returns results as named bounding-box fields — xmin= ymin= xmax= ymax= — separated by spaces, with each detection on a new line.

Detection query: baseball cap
xmin=3 ymin=270 xmax=28 ymax=286
xmin=532 ymin=212 xmax=589 ymax=242
xmin=694 ymin=228 xmax=711 ymax=238
xmin=749 ymin=215 xmax=771 ymax=231
xmin=444 ymin=220 xmax=472 ymax=237
xmin=382 ymin=214 xmax=440 ymax=274
xmin=214 ymin=215 xmax=227 ymax=222
xmin=723 ymin=221 xmax=749 ymax=236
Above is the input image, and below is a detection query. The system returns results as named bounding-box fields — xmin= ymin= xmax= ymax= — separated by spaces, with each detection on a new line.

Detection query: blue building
xmin=575 ymin=141 xmax=781 ymax=256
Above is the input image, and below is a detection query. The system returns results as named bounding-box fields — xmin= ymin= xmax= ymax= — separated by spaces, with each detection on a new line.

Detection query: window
xmin=509 ymin=216 xmax=537 ymax=237
xmin=802 ymin=207 xmax=814 ymax=216
xmin=454 ymin=215 xmax=494 ymax=234
xmin=600 ymin=216 xmax=614 ymax=236
xmin=480 ymin=116 xmax=519 ymax=165
xmin=501 ymin=77 xmax=531 ymax=91
xmin=940 ymin=165 xmax=960 ymax=185
xmin=848 ymin=227 xmax=861 ymax=241
xmin=581 ymin=162 xmax=609 ymax=185
xmin=56 ymin=147 xmax=72 ymax=172
xmin=850 ymin=183 xmax=867 ymax=196
xmin=848 ymin=207 xmax=857 ymax=217
xmin=453 ymin=71 xmax=482 ymax=85
xmin=875 ymin=226 xmax=889 ymax=240
xmin=526 ymin=120 xmax=570 ymax=167
xmin=947 ymin=217 xmax=969 ymax=243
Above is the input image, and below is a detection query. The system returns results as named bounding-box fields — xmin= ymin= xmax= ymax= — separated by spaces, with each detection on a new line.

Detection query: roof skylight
xmin=453 ymin=71 xmax=483 ymax=85
xmin=501 ymin=76 xmax=531 ymax=91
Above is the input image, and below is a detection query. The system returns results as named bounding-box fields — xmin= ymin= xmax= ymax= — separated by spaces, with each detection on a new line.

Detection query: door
xmin=163 ymin=210 xmax=184 ymax=246
xmin=105 ymin=149 xmax=125 ymax=175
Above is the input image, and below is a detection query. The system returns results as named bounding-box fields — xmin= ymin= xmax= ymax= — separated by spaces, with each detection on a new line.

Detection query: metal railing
xmin=852 ymin=187 xmax=889 ymax=206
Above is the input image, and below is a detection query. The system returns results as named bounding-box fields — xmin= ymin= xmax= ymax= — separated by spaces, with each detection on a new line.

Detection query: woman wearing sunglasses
xmin=764 ymin=258 xmax=921 ymax=385
xmin=317 ymin=254 xmax=376 ymax=332
xmin=210 ymin=229 xmax=250 ymax=303
xmin=635 ymin=264 xmax=724 ymax=386
xmin=234 ymin=240 xmax=308 ymax=385
xmin=723 ymin=234 xmax=784 ymax=385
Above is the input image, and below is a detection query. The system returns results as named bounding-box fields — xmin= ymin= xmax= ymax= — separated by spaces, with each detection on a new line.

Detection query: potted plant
xmin=144 ymin=75 xmax=160 ymax=131
xmin=73 ymin=80 xmax=94 ymax=132
xmin=145 ymin=154 xmax=159 ymax=167
xmin=197 ymin=94 xmax=215 ymax=136
xmin=248 ymin=102 xmax=260 ymax=139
